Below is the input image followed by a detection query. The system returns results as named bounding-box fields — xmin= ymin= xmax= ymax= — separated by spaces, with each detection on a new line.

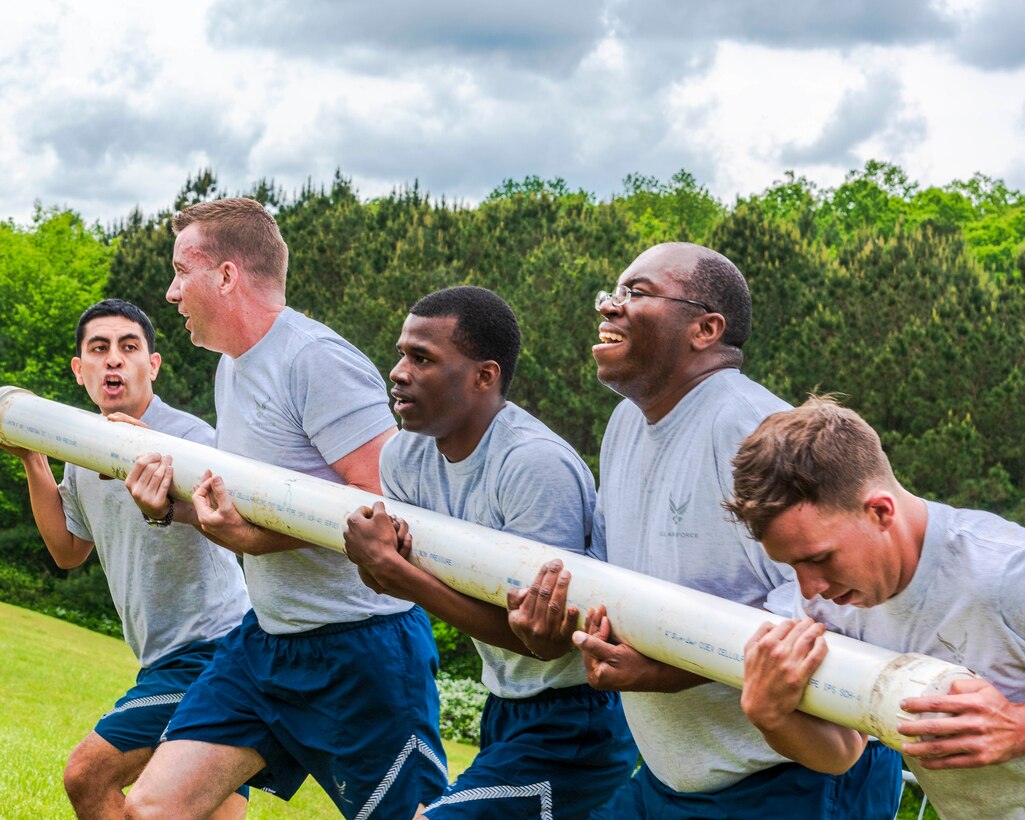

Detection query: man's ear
xmin=70 ymin=357 xmax=84 ymax=385
xmin=864 ymin=491 xmax=897 ymax=531
xmin=149 ymin=351 xmax=162 ymax=382
xmin=476 ymin=360 xmax=502 ymax=393
xmin=690 ymin=312 xmax=727 ymax=351
xmin=219 ymin=260 xmax=240 ymax=294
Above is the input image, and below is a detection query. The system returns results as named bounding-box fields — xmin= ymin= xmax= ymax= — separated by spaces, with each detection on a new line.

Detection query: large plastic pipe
xmin=0 ymin=386 xmax=972 ymax=748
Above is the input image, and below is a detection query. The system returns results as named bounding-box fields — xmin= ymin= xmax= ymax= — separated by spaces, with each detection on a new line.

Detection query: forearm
xmin=755 ymin=712 xmax=866 ymax=775
xmin=620 ymin=660 xmax=707 ymax=693
xmin=372 ymin=558 xmax=533 ymax=655
xmin=21 ymin=453 xmax=89 ymax=567
xmin=199 ymin=518 xmax=312 ymax=556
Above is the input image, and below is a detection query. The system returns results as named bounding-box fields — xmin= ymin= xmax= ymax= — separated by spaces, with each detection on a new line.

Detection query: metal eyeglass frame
xmin=595 ymin=284 xmax=713 ymax=313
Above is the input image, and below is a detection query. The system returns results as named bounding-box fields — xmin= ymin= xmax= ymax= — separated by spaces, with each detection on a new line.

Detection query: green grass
xmin=0 ymin=601 xmax=938 ymax=819
xmin=0 ymin=601 xmax=476 ymax=818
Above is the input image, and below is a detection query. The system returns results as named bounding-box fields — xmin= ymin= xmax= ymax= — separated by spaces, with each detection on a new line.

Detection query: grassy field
xmin=0 ymin=600 xmax=937 ymax=819
xmin=0 ymin=601 xmax=476 ymax=818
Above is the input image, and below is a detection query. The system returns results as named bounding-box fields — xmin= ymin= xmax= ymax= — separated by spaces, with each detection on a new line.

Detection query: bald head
xmin=632 ymin=243 xmax=752 ymax=350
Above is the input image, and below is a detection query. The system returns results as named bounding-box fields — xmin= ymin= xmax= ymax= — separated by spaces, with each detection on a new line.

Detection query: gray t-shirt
xmin=594 ymin=369 xmax=795 ymax=793
xmin=381 ymin=403 xmax=594 ymax=698
xmin=804 ymin=500 xmax=1025 ymax=819
xmin=60 ymin=395 xmax=250 ymax=667
xmin=214 ymin=307 xmax=409 ymax=633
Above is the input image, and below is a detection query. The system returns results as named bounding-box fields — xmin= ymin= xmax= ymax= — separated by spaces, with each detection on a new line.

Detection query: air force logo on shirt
xmin=660 ymin=493 xmax=698 ymax=539
xmin=936 ymin=631 xmax=968 ymax=664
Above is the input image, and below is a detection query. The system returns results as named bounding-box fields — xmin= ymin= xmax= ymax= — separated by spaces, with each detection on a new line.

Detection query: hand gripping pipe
xmin=0 ymin=386 xmax=974 ymax=748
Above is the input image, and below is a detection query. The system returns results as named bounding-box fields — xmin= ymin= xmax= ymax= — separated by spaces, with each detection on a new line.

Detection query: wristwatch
xmin=143 ymin=497 xmax=175 ymax=528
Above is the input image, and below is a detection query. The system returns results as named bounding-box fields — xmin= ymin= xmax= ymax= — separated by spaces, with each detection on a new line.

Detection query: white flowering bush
xmin=437 ymin=672 xmax=487 ymax=746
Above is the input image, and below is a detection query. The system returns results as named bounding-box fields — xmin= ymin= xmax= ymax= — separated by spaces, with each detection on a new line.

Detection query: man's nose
xmin=797 ymin=569 xmax=829 ymax=600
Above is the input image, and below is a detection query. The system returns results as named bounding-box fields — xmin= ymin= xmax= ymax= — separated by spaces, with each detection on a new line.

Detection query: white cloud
xmin=0 ymin=0 xmax=1023 ymax=225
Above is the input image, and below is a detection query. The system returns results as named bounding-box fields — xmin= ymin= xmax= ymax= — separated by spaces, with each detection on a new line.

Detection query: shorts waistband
xmin=255 ymin=606 xmax=418 ymax=639
xmin=502 ymin=682 xmax=615 ymax=705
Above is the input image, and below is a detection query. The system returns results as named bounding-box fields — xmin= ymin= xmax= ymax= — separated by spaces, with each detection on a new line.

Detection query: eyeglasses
xmin=595 ymin=284 xmax=713 ymax=314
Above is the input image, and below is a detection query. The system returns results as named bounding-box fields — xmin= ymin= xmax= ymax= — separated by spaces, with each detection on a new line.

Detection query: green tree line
xmin=2 ymin=161 xmax=1024 ymax=658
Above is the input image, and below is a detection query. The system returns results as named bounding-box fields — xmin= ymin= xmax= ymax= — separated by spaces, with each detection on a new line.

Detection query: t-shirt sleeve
xmin=291 ymin=338 xmax=395 ymax=465
xmin=713 ymin=404 xmax=792 ymax=593
xmin=587 ymin=488 xmax=608 ymax=562
xmin=58 ymin=465 xmax=93 ymax=542
xmin=764 ymin=576 xmax=800 ymax=618
xmin=379 ymin=434 xmax=414 ymax=504
xmin=999 ymin=548 xmax=1025 ymax=640
xmin=496 ymin=441 xmax=595 ymax=555
xmin=181 ymin=418 xmax=215 ymax=447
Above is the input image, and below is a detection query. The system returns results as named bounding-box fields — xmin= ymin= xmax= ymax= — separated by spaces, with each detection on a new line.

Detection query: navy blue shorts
xmin=590 ymin=740 xmax=901 ymax=819
xmin=95 ymin=640 xmax=250 ymax=800
xmin=425 ymin=684 xmax=637 ymax=819
xmin=96 ymin=640 xmax=219 ymax=753
xmin=164 ymin=606 xmax=448 ymax=818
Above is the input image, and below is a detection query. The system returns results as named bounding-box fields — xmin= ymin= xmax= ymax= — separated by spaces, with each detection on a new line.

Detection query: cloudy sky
xmin=2 ymin=0 xmax=1023 ymax=226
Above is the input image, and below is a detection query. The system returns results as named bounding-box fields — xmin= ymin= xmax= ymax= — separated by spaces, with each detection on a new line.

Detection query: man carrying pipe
xmin=509 ymin=243 xmax=902 ymax=817
xmin=727 ymin=396 xmax=1025 ymax=819
xmin=342 ymin=286 xmax=637 ymax=819
xmin=122 ymin=198 xmax=447 ymax=819
xmin=0 ymin=299 xmax=251 ymax=819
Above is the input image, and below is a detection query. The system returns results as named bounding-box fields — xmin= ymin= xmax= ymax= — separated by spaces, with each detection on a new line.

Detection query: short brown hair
xmin=172 ymin=198 xmax=288 ymax=288
xmin=725 ymin=396 xmax=895 ymax=541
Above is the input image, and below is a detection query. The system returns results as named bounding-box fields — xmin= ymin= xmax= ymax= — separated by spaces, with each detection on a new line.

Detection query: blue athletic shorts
xmin=425 ymin=684 xmax=637 ymax=819
xmin=163 ymin=606 xmax=448 ymax=818
xmin=96 ymin=640 xmax=219 ymax=753
xmin=95 ymin=639 xmax=250 ymax=800
xmin=590 ymin=740 xmax=901 ymax=819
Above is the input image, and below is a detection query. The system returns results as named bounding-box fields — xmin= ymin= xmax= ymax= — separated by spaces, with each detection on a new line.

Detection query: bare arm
xmin=331 ymin=429 xmax=396 ymax=494
xmin=122 ymin=427 xmax=397 ymax=557
xmin=1 ymin=446 xmax=93 ymax=568
xmin=899 ymin=677 xmax=1025 ymax=769
xmin=572 ymin=605 xmax=708 ymax=692
xmin=741 ymin=618 xmax=867 ymax=775
xmin=345 ymin=501 xmax=535 ymax=654
xmin=192 ymin=428 xmax=398 ymax=555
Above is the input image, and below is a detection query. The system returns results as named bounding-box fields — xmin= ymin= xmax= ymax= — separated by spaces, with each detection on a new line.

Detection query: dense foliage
xmin=2 ymin=162 xmax=1024 ymax=679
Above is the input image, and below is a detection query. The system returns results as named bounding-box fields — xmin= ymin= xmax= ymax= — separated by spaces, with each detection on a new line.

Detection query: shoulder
xmin=493 ymin=405 xmax=589 ymax=473
xmin=945 ymin=506 xmax=1025 ymax=630
xmin=703 ymin=372 xmax=790 ymax=448
xmin=382 ymin=429 xmax=433 ymax=468
xmin=282 ymin=310 xmax=375 ymax=368
xmin=145 ymin=396 xmax=215 ymax=446
xmin=711 ymin=371 xmax=789 ymax=426
xmin=602 ymin=399 xmax=644 ymax=440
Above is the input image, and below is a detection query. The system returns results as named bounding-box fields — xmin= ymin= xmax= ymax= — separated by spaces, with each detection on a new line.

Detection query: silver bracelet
xmin=143 ymin=496 xmax=174 ymax=528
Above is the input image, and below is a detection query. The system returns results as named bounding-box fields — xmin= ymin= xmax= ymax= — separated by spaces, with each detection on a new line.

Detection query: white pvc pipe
xmin=0 ymin=386 xmax=973 ymax=748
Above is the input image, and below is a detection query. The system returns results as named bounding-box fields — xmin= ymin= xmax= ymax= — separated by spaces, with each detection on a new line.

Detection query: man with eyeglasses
xmin=508 ymin=242 xmax=901 ymax=818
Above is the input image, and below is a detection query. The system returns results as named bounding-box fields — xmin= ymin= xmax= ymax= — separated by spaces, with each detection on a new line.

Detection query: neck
xmin=222 ymin=302 xmax=286 ymax=358
xmin=890 ymin=490 xmax=929 ymax=596
xmin=436 ymin=400 xmax=506 ymax=463
xmin=637 ymin=363 xmax=736 ymax=423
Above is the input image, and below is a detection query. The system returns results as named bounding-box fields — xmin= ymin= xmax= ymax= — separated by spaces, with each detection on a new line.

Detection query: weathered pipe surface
xmin=0 ymin=386 xmax=974 ymax=748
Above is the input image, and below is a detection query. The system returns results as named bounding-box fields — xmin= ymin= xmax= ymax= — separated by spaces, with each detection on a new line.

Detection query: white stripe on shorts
xmin=355 ymin=734 xmax=449 ymax=820
xmin=425 ymin=781 xmax=554 ymax=820
xmin=102 ymin=692 xmax=184 ymax=718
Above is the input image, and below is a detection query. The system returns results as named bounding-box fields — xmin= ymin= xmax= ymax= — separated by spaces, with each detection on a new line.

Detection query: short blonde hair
xmin=725 ymin=397 xmax=896 ymax=541
xmin=172 ymin=198 xmax=288 ymax=288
